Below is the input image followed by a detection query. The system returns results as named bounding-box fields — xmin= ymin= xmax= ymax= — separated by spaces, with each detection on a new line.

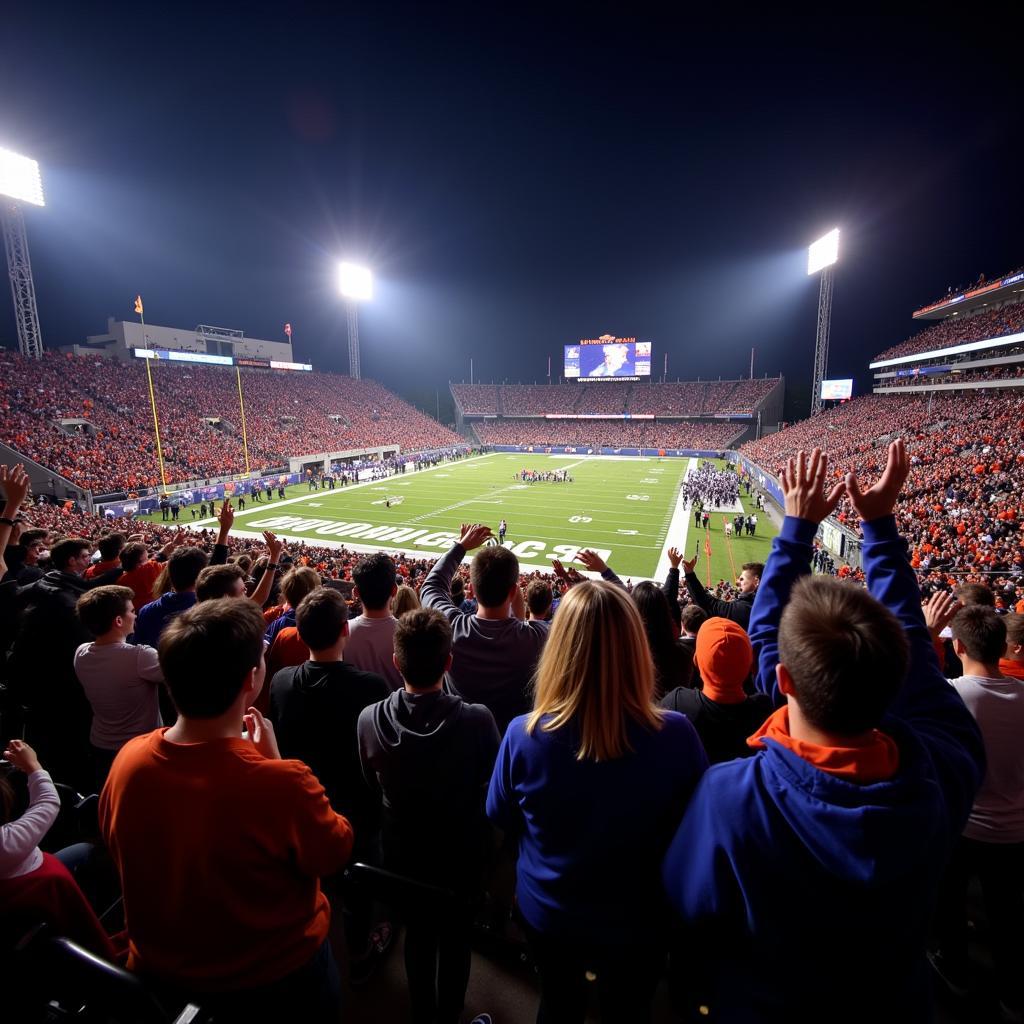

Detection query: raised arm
xmin=663 ymin=547 xmax=682 ymax=627
xmin=249 ymin=532 xmax=284 ymax=608
xmin=421 ymin=523 xmax=492 ymax=620
xmin=747 ymin=449 xmax=845 ymax=703
xmin=577 ymin=549 xmax=625 ymax=589
xmin=210 ymin=500 xmax=234 ymax=565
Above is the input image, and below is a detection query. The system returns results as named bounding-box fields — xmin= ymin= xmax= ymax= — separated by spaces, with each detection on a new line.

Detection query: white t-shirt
xmin=952 ymin=673 xmax=1024 ymax=843
xmin=344 ymin=615 xmax=403 ymax=690
xmin=74 ymin=642 xmax=164 ymax=751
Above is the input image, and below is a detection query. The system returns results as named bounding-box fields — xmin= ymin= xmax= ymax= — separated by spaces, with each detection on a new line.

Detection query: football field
xmin=179 ymin=452 xmax=778 ymax=582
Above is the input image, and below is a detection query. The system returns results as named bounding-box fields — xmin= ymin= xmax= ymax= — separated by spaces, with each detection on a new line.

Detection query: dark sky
xmin=2 ymin=9 xmax=1022 ymax=420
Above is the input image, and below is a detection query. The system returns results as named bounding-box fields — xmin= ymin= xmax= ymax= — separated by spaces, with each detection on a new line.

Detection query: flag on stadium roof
xmin=134 ymin=295 xmax=144 ymax=315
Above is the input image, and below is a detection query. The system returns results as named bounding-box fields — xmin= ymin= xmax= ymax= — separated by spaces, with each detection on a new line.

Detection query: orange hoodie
xmin=748 ymin=706 xmax=900 ymax=784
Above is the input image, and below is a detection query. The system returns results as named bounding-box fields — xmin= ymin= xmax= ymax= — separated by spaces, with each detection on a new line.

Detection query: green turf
xmin=154 ymin=453 xmax=778 ymax=581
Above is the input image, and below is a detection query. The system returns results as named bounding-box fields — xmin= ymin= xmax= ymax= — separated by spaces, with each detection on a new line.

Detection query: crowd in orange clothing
xmin=871 ymin=301 xmax=1024 ymax=363
xmin=0 ymin=352 xmax=460 ymax=494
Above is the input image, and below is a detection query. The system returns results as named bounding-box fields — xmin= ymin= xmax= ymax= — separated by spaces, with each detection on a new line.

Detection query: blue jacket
xmin=488 ymin=711 xmax=707 ymax=945
xmin=134 ymin=591 xmax=197 ymax=648
xmin=662 ymin=515 xmax=985 ymax=1021
xmin=265 ymin=608 xmax=296 ymax=646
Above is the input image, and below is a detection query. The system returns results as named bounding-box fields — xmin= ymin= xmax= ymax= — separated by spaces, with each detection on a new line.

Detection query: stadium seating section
xmin=871 ymin=300 xmax=1024 ymax=363
xmin=0 ymin=352 xmax=461 ymax=494
xmin=473 ymin=418 xmax=743 ymax=449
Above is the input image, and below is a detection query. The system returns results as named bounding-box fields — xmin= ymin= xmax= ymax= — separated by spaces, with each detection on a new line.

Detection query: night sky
xmin=2 ymin=9 xmax=1022 ymax=421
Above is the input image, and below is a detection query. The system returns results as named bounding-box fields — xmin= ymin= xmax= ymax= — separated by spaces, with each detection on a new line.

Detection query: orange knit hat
xmin=695 ymin=617 xmax=753 ymax=704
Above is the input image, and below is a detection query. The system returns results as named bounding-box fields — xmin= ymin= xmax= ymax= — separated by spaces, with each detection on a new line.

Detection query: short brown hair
xmin=951 ymin=605 xmax=1007 ymax=665
xmin=50 ymin=537 xmax=91 ymax=571
xmin=159 ymin=598 xmax=265 ymax=718
xmin=77 ymin=585 xmax=134 ymax=636
xmin=119 ymin=542 xmax=148 ymax=572
xmin=741 ymin=562 xmax=764 ymax=580
xmin=680 ymin=603 xmax=708 ymax=635
xmin=778 ymin=576 xmax=907 ymax=735
xmin=470 ymin=545 xmax=519 ymax=607
xmin=97 ymin=532 xmax=125 ymax=561
xmin=281 ymin=566 xmax=321 ymax=608
xmin=526 ymin=579 xmax=553 ymax=617
xmin=955 ymin=583 xmax=994 ymax=608
xmin=196 ymin=563 xmax=246 ymax=601
xmin=394 ymin=608 xmax=452 ymax=689
xmin=295 ymin=588 xmax=349 ymax=651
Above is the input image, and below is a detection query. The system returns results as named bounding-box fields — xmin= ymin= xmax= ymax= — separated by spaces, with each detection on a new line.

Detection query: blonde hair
xmin=391 ymin=584 xmax=421 ymax=617
xmin=527 ymin=581 xmax=663 ymax=761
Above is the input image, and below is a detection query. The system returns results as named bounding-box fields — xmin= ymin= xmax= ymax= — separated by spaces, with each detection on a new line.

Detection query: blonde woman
xmin=487 ymin=581 xmax=707 ymax=1022
xmin=391 ymin=584 xmax=421 ymax=617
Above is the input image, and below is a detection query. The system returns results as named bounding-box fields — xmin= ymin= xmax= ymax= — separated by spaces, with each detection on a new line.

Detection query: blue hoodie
xmin=662 ymin=515 xmax=984 ymax=1021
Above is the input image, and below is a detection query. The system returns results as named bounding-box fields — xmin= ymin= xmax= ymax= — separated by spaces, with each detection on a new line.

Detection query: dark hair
xmin=1005 ymin=613 xmax=1024 ymax=649
xmin=50 ymin=537 xmax=91 ymax=571
xmin=741 ymin=562 xmax=764 ymax=580
xmin=168 ymin=546 xmax=209 ymax=590
xmin=951 ymin=605 xmax=1007 ymax=665
xmin=20 ymin=529 xmax=47 ymax=548
xmin=295 ymin=588 xmax=349 ymax=651
xmin=281 ymin=566 xmax=321 ymax=608
xmin=955 ymin=583 xmax=995 ymax=608
xmin=526 ymin=579 xmax=552 ymax=617
xmin=394 ymin=608 xmax=452 ymax=689
xmin=196 ymin=563 xmax=246 ymax=602
xmin=351 ymin=553 xmax=396 ymax=611
xmin=120 ymin=542 xmax=148 ymax=572
xmin=97 ymin=533 xmax=125 ymax=561
xmin=470 ymin=545 xmax=519 ymax=607
xmin=159 ymin=598 xmax=265 ymax=718
xmin=633 ymin=581 xmax=690 ymax=695
xmin=680 ymin=603 xmax=708 ymax=635
xmin=77 ymin=585 xmax=135 ymax=637
xmin=778 ymin=576 xmax=908 ymax=735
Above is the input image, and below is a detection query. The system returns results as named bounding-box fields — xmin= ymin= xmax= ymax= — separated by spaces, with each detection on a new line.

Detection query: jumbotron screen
xmin=820 ymin=378 xmax=853 ymax=400
xmin=564 ymin=336 xmax=652 ymax=380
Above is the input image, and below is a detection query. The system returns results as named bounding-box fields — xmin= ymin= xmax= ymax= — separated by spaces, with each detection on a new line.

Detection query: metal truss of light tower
xmin=0 ymin=148 xmax=46 ymax=359
xmin=807 ymin=228 xmax=839 ymax=415
xmin=339 ymin=262 xmax=372 ymax=380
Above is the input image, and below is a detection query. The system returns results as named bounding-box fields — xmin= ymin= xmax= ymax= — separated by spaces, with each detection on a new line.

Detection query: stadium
xmin=1 ymin=14 xmax=1022 ymax=1024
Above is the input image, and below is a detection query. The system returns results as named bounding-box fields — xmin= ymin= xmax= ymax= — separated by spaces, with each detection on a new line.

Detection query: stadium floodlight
xmin=338 ymin=262 xmax=372 ymax=379
xmin=0 ymin=147 xmax=45 ymax=207
xmin=338 ymin=262 xmax=373 ymax=301
xmin=807 ymin=228 xmax=839 ymax=275
xmin=1 ymin=146 xmax=45 ymax=360
xmin=807 ymin=228 xmax=840 ymax=414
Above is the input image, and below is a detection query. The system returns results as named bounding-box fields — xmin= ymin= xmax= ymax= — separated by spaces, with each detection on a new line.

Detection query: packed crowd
xmin=742 ymin=389 xmax=1024 ymax=598
xmin=472 ymin=418 xmax=743 ymax=449
xmin=451 ymin=378 xmax=781 ymax=419
xmin=871 ymin=299 xmax=1024 ymax=363
xmin=0 ymin=352 xmax=461 ymax=495
xmin=680 ymin=460 xmax=740 ymax=508
xmin=1 ymin=438 xmax=1018 ymax=1024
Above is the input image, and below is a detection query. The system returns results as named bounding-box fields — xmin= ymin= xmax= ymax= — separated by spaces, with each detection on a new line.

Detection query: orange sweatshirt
xmin=99 ymin=729 xmax=353 ymax=992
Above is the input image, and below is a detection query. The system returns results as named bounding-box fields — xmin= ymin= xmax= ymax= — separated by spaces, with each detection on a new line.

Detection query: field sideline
xmin=166 ymin=452 xmax=779 ymax=582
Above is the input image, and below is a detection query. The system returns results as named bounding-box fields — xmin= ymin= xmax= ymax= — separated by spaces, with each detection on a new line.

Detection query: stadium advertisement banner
xmin=564 ymin=336 xmax=652 ymax=379
xmin=491 ymin=445 xmax=727 ymax=459
xmin=895 ymin=365 xmax=951 ymax=378
xmin=235 ymin=357 xmax=271 ymax=368
xmin=270 ymin=360 xmax=313 ymax=371
xmin=134 ymin=348 xmax=234 ymax=366
xmin=96 ymin=473 xmax=302 ymax=519
xmin=543 ymin=413 xmax=656 ymax=421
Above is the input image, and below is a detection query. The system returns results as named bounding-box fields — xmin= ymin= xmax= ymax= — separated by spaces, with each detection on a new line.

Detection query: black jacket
xmin=358 ymin=689 xmax=500 ymax=887
xmin=269 ymin=659 xmax=390 ymax=836
xmin=683 ymin=571 xmax=756 ymax=629
xmin=659 ymin=686 xmax=772 ymax=764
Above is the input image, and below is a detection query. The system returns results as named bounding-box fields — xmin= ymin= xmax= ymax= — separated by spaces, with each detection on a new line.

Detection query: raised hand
xmin=457 ymin=523 xmax=494 ymax=551
xmin=667 ymin=546 xmax=682 ymax=569
xmin=577 ymin=549 xmax=608 ymax=574
xmin=217 ymin=499 xmax=235 ymax=539
xmin=263 ymin=531 xmax=285 ymax=563
xmin=780 ymin=448 xmax=846 ymax=525
xmin=681 ymin=553 xmax=698 ymax=575
xmin=3 ymin=739 xmax=42 ymax=774
xmin=845 ymin=439 xmax=910 ymax=523
xmin=550 ymin=558 xmax=569 ymax=581
xmin=923 ymin=590 xmax=961 ymax=641
xmin=0 ymin=464 xmax=30 ymax=515
xmin=243 ymin=707 xmax=280 ymax=760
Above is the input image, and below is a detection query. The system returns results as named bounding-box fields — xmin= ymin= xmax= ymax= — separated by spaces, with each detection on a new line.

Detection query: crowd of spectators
xmin=742 ymin=389 xmax=1024 ymax=599
xmin=878 ymin=363 xmax=1024 ymax=389
xmin=451 ymin=378 xmax=781 ymax=419
xmin=872 ymin=299 xmax=1024 ymax=363
xmin=0 ymin=352 xmax=461 ymax=495
xmin=472 ymin=418 xmax=744 ymax=449
xmin=1 ymin=437 xmax=1015 ymax=1022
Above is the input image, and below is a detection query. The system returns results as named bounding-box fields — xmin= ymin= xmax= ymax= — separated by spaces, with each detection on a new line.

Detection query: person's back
xmin=99 ymin=599 xmax=353 ymax=1013
xmin=421 ymin=524 xmax=548 ymax=730
xmin=133 ymin=546 xmax=207 ymax=648
xmin=269 ymin=589 xmax=390 ymax=829
xmin=662 ymin=442 xmax=985 ymax=1020
xmin=345 ymin=552 xmax=404 ymax=689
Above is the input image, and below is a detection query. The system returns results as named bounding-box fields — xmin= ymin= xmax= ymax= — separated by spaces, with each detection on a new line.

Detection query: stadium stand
xmin=0 ymin=352 xmax=460 ymax=494
xmin=472 ymin=418 xmax=744 ymax=449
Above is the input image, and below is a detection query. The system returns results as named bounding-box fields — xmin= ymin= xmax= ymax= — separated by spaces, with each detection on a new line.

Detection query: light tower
xmin=338 ymin=261 xmax=373 ymax=379
xmin=0 ymin=147 xmax=46 ymax=359
xmin=807 ymin=228 xmax=839 ymax=415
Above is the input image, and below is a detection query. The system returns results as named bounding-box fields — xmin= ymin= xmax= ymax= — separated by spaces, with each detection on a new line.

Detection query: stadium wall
xmin=84 ymin=318 xmax=294 ymax=362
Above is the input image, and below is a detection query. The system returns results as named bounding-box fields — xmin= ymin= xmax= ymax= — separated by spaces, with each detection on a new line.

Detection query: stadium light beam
xmin=1 ymin=146 xmax=45 ymax=359
xmin=807 ymin=228 xmax=839 ymax=414
xmin=338 ymin=262 xmax=372 ymax=379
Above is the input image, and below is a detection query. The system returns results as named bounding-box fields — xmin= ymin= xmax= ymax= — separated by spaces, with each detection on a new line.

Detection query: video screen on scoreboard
xmin=820 ymin=378 xmax=853 ymax=400
xmin=564 ymin=337 xmax=651 ymax=379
